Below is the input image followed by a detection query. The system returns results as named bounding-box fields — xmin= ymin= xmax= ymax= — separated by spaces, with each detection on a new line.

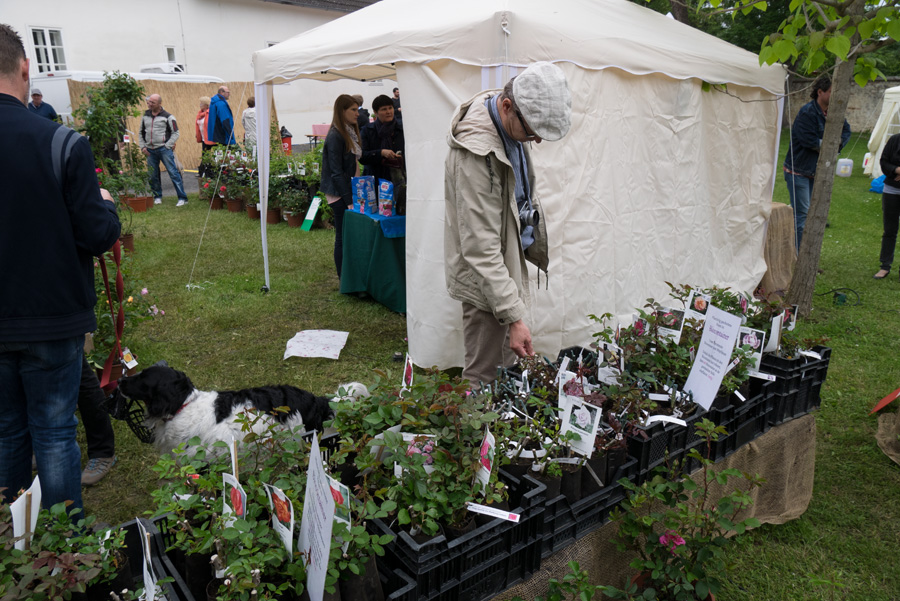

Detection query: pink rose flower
xmin=659 ymin=530 xmax=685 ymax=555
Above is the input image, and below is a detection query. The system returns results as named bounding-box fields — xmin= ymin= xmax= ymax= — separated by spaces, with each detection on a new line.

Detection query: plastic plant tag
xmin=560 ymin=397 xmax=601 ymax=458
xmin=474 ymin=427 xmax=495 ymax=493
xmin=11 ymin=476 xmax=41 ymax=551
xmin=644 ymin=414 xmax=687 ymax=427
xmin=466 ymin=502 xmax=520 ymax=522
xmin=264 ymin=483 xmax=295 ymax=555
xmin=301 ymin=196 xmax=322 ymax=231
xmin=122 ymin=347 xmax=138 ymax=370
xmin=298 ymin=436 xmax=336 ymax=601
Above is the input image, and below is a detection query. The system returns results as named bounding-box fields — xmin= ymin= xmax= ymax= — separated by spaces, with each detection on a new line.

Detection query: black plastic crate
xmin=540 ymin=457 xmax=638 ymax=558
xmin=119 ymin=517 xmax=187 ymax=601
xmin=369 ymin=470 xmax=545 ymax=601
xmin=383 ymin=566 xmax=417 ymax=601
xmin=556 ymin=346 xmax=598 ymax=371
xmin=627 ymin=421 xmax=684 ymax=478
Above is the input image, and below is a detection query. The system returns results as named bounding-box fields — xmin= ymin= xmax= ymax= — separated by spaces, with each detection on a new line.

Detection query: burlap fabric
xmin=758 ymin=203 xmax=796 ymax=300
xmin=876 ymin=411 xmax=900 ymax=466
xmin=490 ymin=414 xmax=817 ymax=600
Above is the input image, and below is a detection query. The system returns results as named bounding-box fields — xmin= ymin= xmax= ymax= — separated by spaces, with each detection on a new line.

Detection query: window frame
xmin=30 ymin=26 xmax=67 ymax=73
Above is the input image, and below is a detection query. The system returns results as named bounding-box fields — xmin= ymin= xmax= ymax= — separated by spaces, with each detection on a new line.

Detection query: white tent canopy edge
xmin=252 ymin=0 xmax=785 ymax=371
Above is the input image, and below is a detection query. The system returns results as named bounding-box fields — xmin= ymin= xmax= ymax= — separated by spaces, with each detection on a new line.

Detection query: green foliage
xmin=0 ymin=499 xmax=129 ymax=600
xmin=71 ymin=71 xmax=146 ymax=185
xmin=600 ymin=419 xmax=764 ymax=601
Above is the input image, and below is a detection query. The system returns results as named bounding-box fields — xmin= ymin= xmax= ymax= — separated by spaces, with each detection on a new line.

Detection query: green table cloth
xmin=340 ymin=211 xmax=406 ymax=313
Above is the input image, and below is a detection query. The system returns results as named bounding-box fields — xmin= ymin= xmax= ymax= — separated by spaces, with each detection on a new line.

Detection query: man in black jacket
xmin=0 ymin=24 xmax=120 ymax=517
xmin=360 ymin=94 xmax=406 ymax=214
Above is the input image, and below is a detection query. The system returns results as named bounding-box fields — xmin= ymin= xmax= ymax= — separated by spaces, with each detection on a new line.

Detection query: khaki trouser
xmin=461 ymin=303 xmax=517 ymax=387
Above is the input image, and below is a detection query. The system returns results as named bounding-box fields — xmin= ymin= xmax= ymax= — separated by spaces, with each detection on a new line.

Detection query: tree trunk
xmin=786 ymin=56 xmax=855 ymax=316
xmin=668 ymin=0 xmax=691 ymax=24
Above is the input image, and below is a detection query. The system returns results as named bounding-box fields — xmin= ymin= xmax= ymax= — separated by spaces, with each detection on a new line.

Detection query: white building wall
xmin=5 ymin=0 xmax=395 ymax=144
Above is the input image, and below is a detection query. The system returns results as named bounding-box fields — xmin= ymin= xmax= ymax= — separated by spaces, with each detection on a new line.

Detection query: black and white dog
xmin=118 ymin=363 xmax=367 ymax=454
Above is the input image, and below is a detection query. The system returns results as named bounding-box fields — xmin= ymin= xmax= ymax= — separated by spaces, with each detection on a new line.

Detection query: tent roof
xmin=252 ymin=0 xmax=785 ymax=93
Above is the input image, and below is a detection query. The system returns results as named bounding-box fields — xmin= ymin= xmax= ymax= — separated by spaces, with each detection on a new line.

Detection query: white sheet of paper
xmin=284 ymin=330 xmax=349 ymax=360
xmin=264 ymin=483 xmax=295 ymax=555
xmin=560 ymin=397 xmax=602 ymax=458
xmin=684 ymin=305 xmax=742 ymax=410
xmin=298 ymin=436 xmax=336 ymax=601
xmin=11 ymin=476 xmax=41 ymax=551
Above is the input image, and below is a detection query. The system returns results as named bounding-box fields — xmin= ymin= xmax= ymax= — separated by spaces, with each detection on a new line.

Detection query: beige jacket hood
xmin=443 ymin=90 xmax=549 ymax=325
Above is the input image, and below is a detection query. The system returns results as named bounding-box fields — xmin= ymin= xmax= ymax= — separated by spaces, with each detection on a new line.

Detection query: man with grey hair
xmin=139 ymin=93 xmax=188 ymax=206
xmin=0 ymin=23 xmax=120 ymax=517
xmin=444 ymin=62 xmax=572 ymax=386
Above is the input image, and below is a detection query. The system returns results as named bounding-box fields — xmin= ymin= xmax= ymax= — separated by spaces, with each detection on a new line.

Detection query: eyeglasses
xmin=514 ymin=109 xmax=538 ymax=141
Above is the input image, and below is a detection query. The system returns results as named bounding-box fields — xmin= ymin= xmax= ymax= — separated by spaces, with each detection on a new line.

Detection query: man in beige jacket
xmin=444 ymin=63 xmax=572 ymax=386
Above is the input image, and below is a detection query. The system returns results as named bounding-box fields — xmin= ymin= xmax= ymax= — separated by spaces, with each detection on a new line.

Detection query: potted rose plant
xmin=599 ymin=419 xmax=764 ymax=601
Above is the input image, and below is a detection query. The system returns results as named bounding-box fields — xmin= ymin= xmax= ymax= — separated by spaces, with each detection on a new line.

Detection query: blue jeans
xmin=784 ymin=171 xmax=813 ymax=250
xmin=146 ymin=146 xmax=187 ymax=201
xmin=0 ymin=336 xmax=85 ymax=519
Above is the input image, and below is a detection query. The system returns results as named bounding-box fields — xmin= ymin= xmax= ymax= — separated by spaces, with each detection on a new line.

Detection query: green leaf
xmin=858 ymin=19 xmax=878 ymax=41
xmin=696 ymin=581 xmax=709 ymax=599
xmin=753 ymin=1 xmax=766 ymax=9
xmin=348 ymin=562 xmax=361 ymax=575
xmin=381 ymin=499 xmax=397 ymax=513
xmin=825 ymin=35 xmax=851 ymax=60
xmin=398 ymin=507 xmax=410 ymax=524
xmin=808 ymin=31 xmax=824 ymax=51
xmin=854 ymin=71 xmax=869 ymax=88
xmin=773 ymin=39 xmax=796 ymax=63
xmin=888 ymin=20 xmax=900 ymax=42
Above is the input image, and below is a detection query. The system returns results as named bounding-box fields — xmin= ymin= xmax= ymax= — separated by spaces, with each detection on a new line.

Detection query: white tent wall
xmin=252 ymin=0 xmax=785 ymax=370
xmin=866 ymin=85 xmax=900 ymax=180
xmin=402 ymin=60 xmax=779 ymax=368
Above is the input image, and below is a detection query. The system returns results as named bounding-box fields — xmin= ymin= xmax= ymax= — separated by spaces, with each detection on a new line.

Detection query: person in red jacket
xmin=196 ymin=96 xmax=214 ymax=177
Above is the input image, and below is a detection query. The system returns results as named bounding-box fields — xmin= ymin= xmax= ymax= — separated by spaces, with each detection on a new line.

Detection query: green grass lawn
xmin=80 ymin=132 xmax=899 ymax=600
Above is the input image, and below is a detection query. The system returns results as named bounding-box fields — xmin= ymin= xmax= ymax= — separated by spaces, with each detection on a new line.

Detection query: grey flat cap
xmin=513 ymin=62 xmax=572 ymax=142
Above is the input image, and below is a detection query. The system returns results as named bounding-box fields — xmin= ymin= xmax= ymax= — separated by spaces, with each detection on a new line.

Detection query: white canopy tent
xmin=252 ymin=0 xmax=785 ymax=370
xmin=865 ymin=85 xmax=900 ymax=180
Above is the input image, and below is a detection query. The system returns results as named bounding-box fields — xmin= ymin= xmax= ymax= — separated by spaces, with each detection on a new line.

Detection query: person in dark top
xmin=27 ymin=87 xmax=57 ymax=121
xmin=783 ymin=76 xmax=850 ymax=249
xmin=353 ymin=94 xmax=370 ymax=130
xmin=360 ymin=94 xmax=406 ymax=213
xmin=874 ymin=133 xmax=900 ymax=280
xmin=0 ymin=23 xmax=120 ymax=518
xmin=392 ymin=87 xmax=401 ymax=119
xmin=321 ymin=94 xmax=362 ymax=279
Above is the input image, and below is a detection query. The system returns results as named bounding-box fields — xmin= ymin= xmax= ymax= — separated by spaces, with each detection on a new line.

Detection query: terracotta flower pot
xmin=119 ymin=233 xmax=135 ymax=253
xmin=226 ymin=198 xmax=244 ymax=213
xmin=246 ymin=204 xmax=261 ymax=220
xmin=122 ymin=195 xmax=149 ymax=213
xmin=266 ymin=208 xmax=281 ymax=225
xmin=286 ymin=212 xmax=303 ymax=228
xmin=210 ymin=196 xmax=224 ymax=210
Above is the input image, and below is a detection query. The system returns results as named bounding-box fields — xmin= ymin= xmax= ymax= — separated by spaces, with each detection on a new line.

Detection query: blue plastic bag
xmin=871 ymin=174 xmax=885 ymax=194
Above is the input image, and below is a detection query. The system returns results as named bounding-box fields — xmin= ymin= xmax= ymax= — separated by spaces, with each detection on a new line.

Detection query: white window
xmin=166 ymin=46 xmax=176 ymax=62
xmin=31 ymin=27 xmax=66 ymax=73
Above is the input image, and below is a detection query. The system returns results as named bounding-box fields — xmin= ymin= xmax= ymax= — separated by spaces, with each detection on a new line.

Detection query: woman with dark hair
xmin=321 ymin=94 xmax=361 ymax=279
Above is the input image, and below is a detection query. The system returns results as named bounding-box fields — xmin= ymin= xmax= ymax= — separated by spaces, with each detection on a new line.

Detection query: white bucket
xmin=836 ymin=157 xmax=853 ymax=177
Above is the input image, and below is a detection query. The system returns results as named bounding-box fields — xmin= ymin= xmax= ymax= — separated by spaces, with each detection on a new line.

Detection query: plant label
xmin=301 ymin=196 xmax=321 ymax=232
xmin=136 ymin=518 xmax=160 ymax=601
xmin=763 ymin=312 xmax=784 ymax=353
xmin=685 ymin=291 xmax=711 ymax=322
xmin=222 ymin=473 xmax=247 ymax=528
xmin=657 ymin=307 xmax=686 ymax=344
xmin=10 ymin=476 xmax=41 ymax=551
xmin=401 ymin=353 xmax=414 ymax=389
xmin=737 ymin=327 xmax=766 ymax=371
xmin=466 ymin=502 xmax=520 ymax=522
xmin=560 ymin=397 xmax=602 ymax=458
xmin=298 ymin=436 xmax=336 ymax=601
xmin=475 ymin=428 xmax=495 ymax=493
xmin=684 ymin=305 xmax=742 ymax=410
xmin=264 ymin=483 xmax=294 ymax=555
xmin=122 ymin=347 xmax=138 ymax=370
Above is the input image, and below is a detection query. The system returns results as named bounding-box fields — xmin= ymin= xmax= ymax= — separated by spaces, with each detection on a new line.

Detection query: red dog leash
xmin=96 ymin=240 xmax=125 ymax=393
